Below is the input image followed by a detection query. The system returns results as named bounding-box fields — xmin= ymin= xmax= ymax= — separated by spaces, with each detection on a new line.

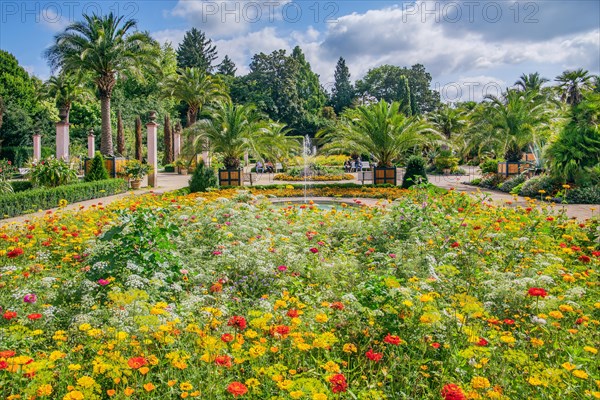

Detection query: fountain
xmin=303 ymin=135 xmax=315 ymax=202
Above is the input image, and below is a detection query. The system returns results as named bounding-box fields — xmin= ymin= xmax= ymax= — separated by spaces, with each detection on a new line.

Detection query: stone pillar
xmin=87 ymin=129 xmax=95 ymax=159
xmin=146 ymin=111 xmax=158 ymax=188
xmin=32 ymin=133 xmax=42 ymax=161
xmin=173 ymin=131 xmax=181 ymax=160
xmin=202 ymin=139 xmax=209 ymax=166
xmin=244 ymin=151 xmax=249 ymax=167
xmin=55 ymin=109 xmax=69 ymax=160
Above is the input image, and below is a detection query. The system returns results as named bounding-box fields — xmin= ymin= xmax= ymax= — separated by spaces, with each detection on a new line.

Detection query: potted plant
xmin=175 ymin=158 xmax=189 ymax=175
xmin=123 ymin=160 xmax=150 ymax=189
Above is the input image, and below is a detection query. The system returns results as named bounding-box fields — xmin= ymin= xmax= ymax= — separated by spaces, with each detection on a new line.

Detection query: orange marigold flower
xmin=384 ymin=334 xmax=402 ymax=345
xmin=127 ymin=357 xmax=148 ymax=369
xmin=227 ymin=382 xmax=248 ymax=397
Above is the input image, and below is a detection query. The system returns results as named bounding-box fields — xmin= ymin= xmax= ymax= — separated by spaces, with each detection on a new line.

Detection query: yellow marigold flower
xmin=190 ymin=391 xmax=201 ymax=397
xmin=530 ymin=338 xmax=544 ymax=347
xmin=124 ymin=387 xmax=134 ymax=396
xmin=321 ymin=361 xmax=341 ymax=373
xmin=499 ymin=334 xmax=515 ymax=344
xmin=343 ymin=343 xmax=357 ymax=353
xmin=168 ymin=380 xmax=177 ymax=387
xmin=49 ymin=351 xmax=66 ymax=361
xmin=549 ymin=311 xmax=563 ymax=319
xmin=584 ymin=346 xmax=598 ymax=355
xmin=77 ymin=376 xmax=95 ymax=389
xmin=36 ymin=384 xmax=53 ymax=397
xmin=249 ymin=345 xmax=267 ymax=358
xmin=277 ymin=379 xmax=294 ymax=390
xmin=562 ymin=362 xmax=576 ymax=371
xmin=290 ymin=391 xmax=304 ymax=399
xmin=144 ymin=383 xmax=156 ymax=392
xmin=78 ymin=323 xmax=91 ymax=331
xmin=106 ymin=389 xmax=116 ymax=396
xmin=245 ymin=329 xmax=258 ymax=339
xmin=68 ymin=364 xmax=82 ymax=371
xmin=558 ymin=304 xmax=574 ymax=313
xmin=527 ymin=377 xmax=543 ymax=386
xmin=315 ymin=313 xmax=329 ymax=323
xmin=420 ymin=293 xmax=434 ymax=302
xmin=245 ymin=378 xmax=260 ymax=388
xmin=63 ymin=391 xmax=84 ymax=400
xmin=139 ymin=366 xmax=150 ymax=374
xmin=471 ymin=376 xmax=491 ymax=389
xmin=297 ymin=343 xmax=312 ymax=351
xmin=573 ymin=370 xmax=589 ymax=380
xmin=313 ymin=394 xmax=328 ymax=400
xmin=180 ymin=382 xmax=193 ymax=391
xmin=563 ymin=274 xmax=576 ymax=282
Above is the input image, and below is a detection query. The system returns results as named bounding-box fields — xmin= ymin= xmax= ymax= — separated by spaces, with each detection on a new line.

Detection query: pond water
xmin=270 ymin=200 xmax=357 ymax=212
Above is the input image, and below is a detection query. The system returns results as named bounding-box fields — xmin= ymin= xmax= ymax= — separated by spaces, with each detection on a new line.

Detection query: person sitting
xmin=356 ymin=158 xmax=363 ymax=171
xmin=265 ymin=160 xmax=274 ymax=173
xmin=256 ymin=160 xmax=264 ymax=173
xmin=344 ymin=159 xmax=352 ymax=173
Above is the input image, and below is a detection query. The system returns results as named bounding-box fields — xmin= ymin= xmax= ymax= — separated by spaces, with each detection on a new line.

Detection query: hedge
xmin=9 ymin=180 xmax=33 ymax=192
xmin=0 ymin=179 xmax=128 ymax=218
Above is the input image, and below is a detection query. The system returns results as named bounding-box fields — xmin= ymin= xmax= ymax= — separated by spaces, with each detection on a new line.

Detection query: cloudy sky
xmin=1 ymin=0 xmax=598 ymax=102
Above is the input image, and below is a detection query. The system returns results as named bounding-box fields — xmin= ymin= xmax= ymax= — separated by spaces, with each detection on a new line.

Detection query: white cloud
xmin=38 ymin=7 xmax=70 ymax=33
xmin=152 ymin=29 xmax=187 ymax=47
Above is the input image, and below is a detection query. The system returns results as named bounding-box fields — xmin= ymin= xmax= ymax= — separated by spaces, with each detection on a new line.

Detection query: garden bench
xmin=275 ymin=163 xmax=283 ymax=173
xmin=359 ymin=170 xmax=373 ymax=184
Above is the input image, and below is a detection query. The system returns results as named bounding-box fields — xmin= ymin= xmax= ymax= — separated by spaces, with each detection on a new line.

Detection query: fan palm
xmin=163 ymin=67 xmax=228 ymax=126
xmin=255 ymin=122 xmax=301 ymax=163
xmin=555 ymin=69 xmax=594 ymax=106
xmin=514 ymin=72 xmax=549 ymax=93
xmin=45 ymin=12 xmax=158 ymax=155
xmin=185 ymin=101 xmax=263 ymax=169
xmin=317 ymin=100 xmax=438 ymax=167
xmin=44 ymin=72 xmax=92 ymax=122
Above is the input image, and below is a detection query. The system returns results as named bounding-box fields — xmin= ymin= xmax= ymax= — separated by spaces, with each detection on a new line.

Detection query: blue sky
xmin=1 ymin=0 xmax=599 ymax=102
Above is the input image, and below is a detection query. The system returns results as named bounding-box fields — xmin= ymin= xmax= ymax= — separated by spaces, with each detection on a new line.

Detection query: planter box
xmin=498 ymin=161 xmax=527 ymax=177
xmin=84 ymin=156 xmax=127 ymax=178
xmin=219 ymin=168 xmax=241 ymax=187
xmin=521 ymin=153 xmax=536 ymax=162
xmin=373 ymin=167 xmax=397 ymax=185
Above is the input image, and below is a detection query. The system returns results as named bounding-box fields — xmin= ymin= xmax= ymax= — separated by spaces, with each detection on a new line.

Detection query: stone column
xmin=202 ymin=139 xmax=209 ymax=166
xmin=146 ymin=111 xmax=159 ymax=188
xmin=173 ymin=131 xmax=181 ymax=160
xmin=55 ymin=109 xmax=69 ymax=160
xmin=244 ymin=151 xmax=249 ymax=167
xmin=32 ymin=133 xmax=42 ymax=161
xmin=87 ymin=129 xmax=95 ymax=159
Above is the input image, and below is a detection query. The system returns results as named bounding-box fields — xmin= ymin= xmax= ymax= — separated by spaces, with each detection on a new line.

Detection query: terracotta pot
xmin=130 ymin=179 xmax=142 ymax=189
xmin=178 ymin=168 xmax=188 ymax=175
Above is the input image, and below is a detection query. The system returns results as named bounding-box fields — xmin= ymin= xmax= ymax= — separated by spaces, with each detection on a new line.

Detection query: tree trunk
xmin=100 ymin=95 xmax=114 ymax=156
xmin=135 ymin=116 xmax=143 ymax=162
xmin=116 ymin=110 xmax=125 ymax=156
xmin=163 ymin=114 xmax=173 ymax=164
xmin=187 ymin=106 xmax=197 ymax=127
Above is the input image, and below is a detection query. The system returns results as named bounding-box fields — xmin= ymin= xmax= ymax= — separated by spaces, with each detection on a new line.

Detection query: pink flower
xmin=317 ymin=241 xmax=325 ymax=246
xmin=180 ymin=269 xmax=189 ymax=275
xmin=277 ymin=265 xmax=288 ymax=271
xmin=212 ymin=251 xmax=222 ymax=256
xmin=97 ymin=279 xmax=110 ymax=286
xmin=309 ymin=248 xmax=319 ymax=254
xmin=23 ymin=294 xmax=37 ymax=304
xmin=389 ymin=253 xmax=396 ymax=258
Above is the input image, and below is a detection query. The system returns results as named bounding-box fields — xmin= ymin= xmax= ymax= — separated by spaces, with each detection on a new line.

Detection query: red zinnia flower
xmin=441 ymin=383 xmax=466 ymax=400
xmin=221 ymin=333 xmax=234 ymax=343
xmin=287 ymin=309 xmax=299 ymax=318
xmin=0 ymin=350 xmax=16 ymax=358
xmin=273 ymin=325 xmax=290 ymax=336
xmin=431 ymin=342 xmax=441 ymax=349
xmin=309 ymin=247 xmax=319 ymax=253
xmin=330 ymin=302 xmax=344 ymax=310
xmin=27 ymin=313 xmax=42 ymax=320
xmin=503 ymin=319 xmax=515 ymax=325
xmin=127 ymin=357 xmax=148 ymax=369
xmin=3 ymin=311 xmax=17 ymax=320
xmin=384 ymin=334 xmax=402 ymax=345
xmin=0 ymin=361 xmax=8 ymax=370
xmin=329 ymin=373 xmax=348 ymax=393
xmin=215 ymin=355 xmax=232 ymax=368
xmin=450 ymin=242 xmax=460 ymax=248
xmin=578 ymin=255 xmax=591 ymax=263
xmin=227 ymin=382 xmax=248 ymax=397
xmin=528 ymin=287 xmax=548 ymax=297
xmin=7 ymin=248 xmax=24 ymax=258
xmin=365 ymin=348 xmax=383 ymax=362
xmin=210 ymin=282 xmax=223 ymax=293
xmin=476 ymin=337 xmax=489 ymax=346
xmin=228 ymin=316 xmax=247 ymax=330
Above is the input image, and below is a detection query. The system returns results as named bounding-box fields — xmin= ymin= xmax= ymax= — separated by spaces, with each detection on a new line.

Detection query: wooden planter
xmin=498 ymin=161 xmax=527 ymax=177
xmin=373 ymin=167 xmax=397 ymax=185
xmin=219 ymin=169 xmax=241 ymax=187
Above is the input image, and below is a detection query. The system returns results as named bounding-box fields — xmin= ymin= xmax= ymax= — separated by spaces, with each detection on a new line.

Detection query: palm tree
xmin=185 ymin=100 xmax=263 ymax=169
xmin=514 ymin=72 xmax=549 ymax=93
xmin=163 ymin=67 xmax=228 ymax=127
xmin=427 ymin=104 xmax=468 ymax=140
xmin=317 ymin=100 xmax=438 ymax=167
xmin=44 ymin=72 xmax=92 ymax=123
xmin=256 ymin=122 xmax=301 ymax=164
xmin=45 ymin=13 xmax=158 ymax=155
xmin=555 ymin=69 xmax=594 ymax=106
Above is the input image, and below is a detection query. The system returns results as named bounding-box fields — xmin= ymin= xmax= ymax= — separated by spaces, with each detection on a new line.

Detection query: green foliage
xmin=217 ymin=55 xmax=237 ymax=76
xmin=565 ymin=185 xmax=600 ymax=204
xmin=518 ymin=175 xmax=561 ymax=197
xmin=498 ymin=174 xmax=526 ymax=193
xmin=0 ymin=179 xmax=127 ymax=218
xmin=330 ymin=57 xmax=354 ymax=114
xmin=402 ymin=155 xmax=428 ymax=188
xmin=9 ymin=180 xmax=33 ymax=192
xmin=477 ymin=173 xmax=506 ymax=189
xmin=480 ymin=159 xmax=500 ymax=174
xmin=434 ymin=155 xmax=459 ymax=172
xmin=176 ymin=28 xmax=218 ymax=72
xmin=0 ymin=146 xmax=53 ymax=167
xmin=123 ymin=160 xmax=151 ymax=180
xmin=28 ymin=157 xmax=78 ymax=188
xmin=85 ymin=152 xmax=109 ymax=182
xmin=189 ymin=160 xmax=217 ymax=192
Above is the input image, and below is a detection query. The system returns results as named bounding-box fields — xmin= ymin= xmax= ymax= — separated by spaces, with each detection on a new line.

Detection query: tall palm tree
xmin=317 ymin=100 xmax=438 ymax=167
xmin=514 ymin=72 xmax=549 ymax=93
xmin=44 ymin=72 xmax=92 ymax=123
xmin=555 ymin=69 xmax=593 ymax=106
xmin=185 ymin=100 xmax=263 ymax=169
xmin=256 ymin=122 xmax=301 ymax=164
xmin=45 ymin=13 xmax=158 ymax=155
xmin=427 ymin=104 xmax=468 ymax=140
xmin=163 ymin=67 xmax=228 ymax=127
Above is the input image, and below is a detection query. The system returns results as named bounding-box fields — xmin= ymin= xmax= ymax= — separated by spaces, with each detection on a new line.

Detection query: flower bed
xmin=0 ymin=187 xmax=598 ymax=399
xmin=273 ymin=173 xmax=355 ymax=181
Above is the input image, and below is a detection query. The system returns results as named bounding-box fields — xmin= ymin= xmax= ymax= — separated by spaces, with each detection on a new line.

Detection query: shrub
xmin=402 ymin=155 xmax=428 ymax=189
xmin=85 ymin=152 xmax=109 ymax=182
xmin=0 ymin=179 xmax=128 ymax=218
xmin=189 ymin=160 xmax=217 ymax=193
xmin=565 ymin=185 xmax=600 ymax=204
xmin=164 ymin=164 xmax=175 ymax=173
xmin=498 ymin=174 xmax=526 ymax=193
xmin=9 ymin=180 xmax=33 ymax=192
xmin=480 ymin=159 xmax=500 ymax=174
xmin=478 ymin=173 xmax=506 ymax=189
xmin=0 ymin=146 xmax=53 ymax=167
xmin=28 ymin=157 xmax=78 ymax=188
xmin=518 ymin=175 xmax=561 ymax=198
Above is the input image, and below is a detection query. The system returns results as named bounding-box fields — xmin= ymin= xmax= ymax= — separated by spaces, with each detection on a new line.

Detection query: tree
xmin=397 ymin=76 xmax=412 ymax=116
xmin=44 ymin=72 xmax=92 ymax=122
xmin=176 ymin=28 xmax=218 ymax=73
xmin=514 ymin=72 xmax=549 ymax=93
xmin=545 ymin=92 xmax=600 ymax=184
xmin=318 ymin=100 xmax=438 ymax=167
xmin=217 ymin=55 xmax=237 ymax=76
xmin=255 ymin=122 xmax=300 ymax=163
xmin=555 ymin=69 xmax=594 ymax=106
xmin=291 ymin=46 xmax=327 ymax=116
xmin=163 ymin=68 xmax=228 ymax=126
xmin=185 ymin=100 xmax=263 ymax=169
xmin=163 ymin=114 xmax=173 ymax=165
xmin=45 ymin=12 xmax=158 ymax=155
xmin=116 ymin=110 xmax=125 ymax=155
xmin=85 ymin=151 xmax=109 ymax=181
xmin=135 ymin=116 xmax=143 ymax=161
xmin=0 ymin=96 xmax=4 ymax=130
xmin=330 ymin=57 xmax=354 ymax=114
xmin=427 ymin=104 xmax=467 ymax=140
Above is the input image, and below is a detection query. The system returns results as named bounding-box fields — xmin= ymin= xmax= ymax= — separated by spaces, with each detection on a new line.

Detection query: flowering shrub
xmin=28 ymin=157 xmax=78 ymax=188
xmin=0 ymin=187 xmax=598 ymax=399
